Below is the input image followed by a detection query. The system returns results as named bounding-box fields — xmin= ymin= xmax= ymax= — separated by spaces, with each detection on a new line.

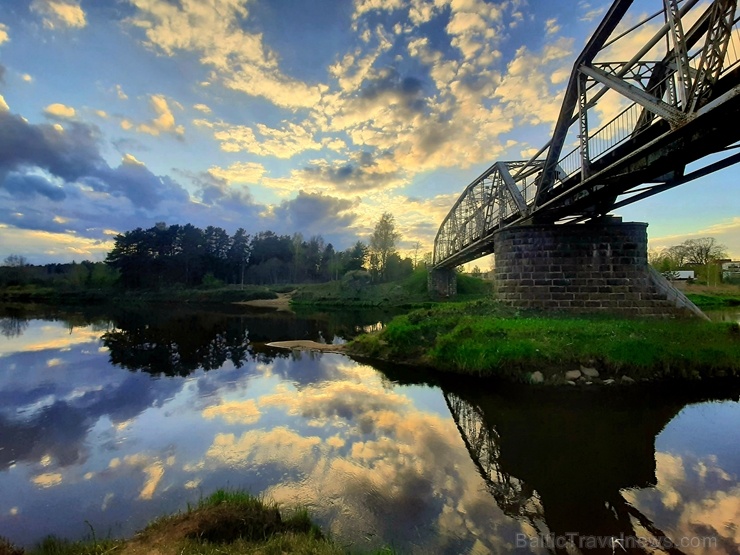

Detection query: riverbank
xmin=348 ymin=298 xmax=740 ymax=385
xmin=0 ymin=284 xmax=280 ymax=305
xmin=0 ymin=490 xmax=377 ymax=555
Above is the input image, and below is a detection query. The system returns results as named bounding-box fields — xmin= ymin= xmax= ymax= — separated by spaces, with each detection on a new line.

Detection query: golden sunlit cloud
xmin=0 ymin=325 xmax=102 ymax=357
xmin=0 ymin=94 xmax=9 ymax=112
xmin=202 ymin=399 xmax=261 ymax=425
xmin=0 ymin=225 xmax=113 ymax=264
xmin=208 ymin=162 xmax=266 ymax=184
xmin=193 ymin=103 xmax=212 ymax=113
xmin=0 ymin=23 xmax=9 ymax=44
xmin=206 ymin=427 xmax=322 ymax=471
xmin=32 ymin=472 xmax=63 ymax=488
xmin=137 ymin=94 xmax=184 ymax=137
xmin=127 ymin=0 xmax=322 ymax=109
xmin=31 ymin=0 xmax=87 ymax=29
xmin=44 ymin=102 xmax=76 ymax=119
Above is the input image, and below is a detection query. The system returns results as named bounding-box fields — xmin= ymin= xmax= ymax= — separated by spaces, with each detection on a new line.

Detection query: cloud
xmin=649 ymin=217 xmax=740 ymax=258
xmin=115 ymin=84 xmax=128 ymax=101
xmin=201 ymin=120 xmax=322 ymax=159
xmin=269 ymin=191 xmax=359 ymax=244
xmin=208 ymin=162 xmax=266 ymax=184
xmin=202 ymin=399 xmax=261 ymax=425
xmin=136 ymin=94 xmax=184 ymax=137
xmin=44 ymin=103 xmax=76 ymax=119
xmin=1 ymin=172 xmax=66 ymax=201
xmin=352 ymin=0 xmax=405 ymax=21
xmin=127 ymin=0 xmax=322 ymax=109
xmin=0 ymin=23 xmax=9 ymax=45
xmin=0 ymin=94 xmax=8 ymax=112
xmin=31 ymin=0 xmax=87 ymax=29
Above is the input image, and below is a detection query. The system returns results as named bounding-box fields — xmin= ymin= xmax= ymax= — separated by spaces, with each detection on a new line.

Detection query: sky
xmin=0 ymin=0 xmax=738 ymax=266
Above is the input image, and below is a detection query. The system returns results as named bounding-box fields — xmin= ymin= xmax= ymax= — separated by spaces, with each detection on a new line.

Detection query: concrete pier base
xmin=493 ymin=220 xmax=705 ymax=318
xmin=428 ymin=267 xmax=457 ymax=298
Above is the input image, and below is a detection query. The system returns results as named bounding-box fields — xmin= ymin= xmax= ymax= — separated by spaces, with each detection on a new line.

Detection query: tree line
xmin=649 ymin=236 xmax=730 ymax=282
xmin=0 ymin=212 xmax=419 ymax=290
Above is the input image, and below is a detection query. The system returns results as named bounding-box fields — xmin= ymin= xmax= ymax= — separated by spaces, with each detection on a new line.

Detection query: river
xmin=0 ymin=303 xmax=739 ymax=554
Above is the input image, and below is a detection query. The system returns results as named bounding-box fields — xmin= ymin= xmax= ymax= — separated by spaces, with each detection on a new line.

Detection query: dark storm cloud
xmin=359 ymin=68 xmax=425 ymax=112
xmin=301 ymin=151 xmax=400 ymax=192
xmin=0 ymin=111 xmax=103 ymax=182
xmin=87 ymin=160 xmax=189 ymax=208
xmin=0 ymin=347 xmax=184 ymax=470
xmin=0 ymin=109 xmax=189 ymax=210
xmin=271 ymin=191 xmax=358 ymax=246
xmin=1 ymin=172 xmax=66 ymax=201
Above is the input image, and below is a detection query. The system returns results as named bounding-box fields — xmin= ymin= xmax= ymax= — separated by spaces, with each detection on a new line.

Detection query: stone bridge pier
xmin=428 ymin=267 xmax=457 ymax=298
xmin=493 ymin=219 xmax=705 ymax=318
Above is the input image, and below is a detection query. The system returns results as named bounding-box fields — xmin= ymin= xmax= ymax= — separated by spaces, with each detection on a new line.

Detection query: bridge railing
xmin=556 ymin=15 xmax=740 ymax=183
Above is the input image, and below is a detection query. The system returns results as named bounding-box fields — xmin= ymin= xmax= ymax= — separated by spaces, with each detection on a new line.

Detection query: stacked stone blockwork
xmin=494 ymin=221 xmax=705 ymax=318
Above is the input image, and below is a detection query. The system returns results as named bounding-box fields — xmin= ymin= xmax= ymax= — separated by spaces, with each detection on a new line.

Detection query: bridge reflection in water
xmin=444 ymin=385 xmax=737 ymax=554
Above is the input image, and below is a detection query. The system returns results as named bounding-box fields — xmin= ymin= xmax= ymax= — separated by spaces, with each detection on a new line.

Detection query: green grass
xmin=2 ymin=489 xmax=395 ymax=555
xmin=291 ymin=269 xmax=493 ymax=308
xmin=348 ymin=299 xmax=740 ymax=383
xmin=0 ymin=284 xmax=278 ymax=305
xmin=686 ymin=292 xmax=740 ymax=308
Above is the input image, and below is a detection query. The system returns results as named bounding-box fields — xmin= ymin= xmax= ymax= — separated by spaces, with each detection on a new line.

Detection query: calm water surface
xmin=0 ymin=304 xmax=739 ymax=554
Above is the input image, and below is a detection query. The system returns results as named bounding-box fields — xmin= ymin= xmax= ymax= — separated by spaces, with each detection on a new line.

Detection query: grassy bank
xmin=291 ymin=269 xmax=492 ymax=308
xmin=683 ymin=284 xmax=740 ymax=309
xmin=0 ymin=284 xmax=278 ymax=305
xmin=0 ymin=490 xmax=389 ymax=555
xmin=349 ymin=299 xmax=740 ymax=384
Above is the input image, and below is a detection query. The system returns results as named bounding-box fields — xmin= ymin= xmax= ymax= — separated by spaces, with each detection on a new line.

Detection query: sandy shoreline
xmin=236 ymin=291 xmax=294 ymax=310
xmin=265 ymin=340 xmax=347 ymax=353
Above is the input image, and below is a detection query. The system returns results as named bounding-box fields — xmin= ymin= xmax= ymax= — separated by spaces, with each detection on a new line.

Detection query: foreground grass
xmin=349 ymin=299 xmax=740 ymax=383
xmin=0 ymin=490 xmax=392 ymax=555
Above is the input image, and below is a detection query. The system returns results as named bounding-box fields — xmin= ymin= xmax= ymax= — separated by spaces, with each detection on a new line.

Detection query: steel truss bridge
xmin=434 ymin=0 xmax=740 ymax=269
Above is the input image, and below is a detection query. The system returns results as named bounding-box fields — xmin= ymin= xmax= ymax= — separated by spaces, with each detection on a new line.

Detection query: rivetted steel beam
xmin=580 ymin=64 xmax=686 ymax=125
xmin=688 ymin=0 xmax=738 ymax=111
xmin=664 ymin=0 xmax=693 ymax=108
xmin=496 ymin=163 xmax=528 ymax=215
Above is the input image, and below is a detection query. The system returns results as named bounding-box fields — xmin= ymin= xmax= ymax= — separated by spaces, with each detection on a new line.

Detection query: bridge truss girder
xmin=434 ymin=0 xmax=740 ymax=268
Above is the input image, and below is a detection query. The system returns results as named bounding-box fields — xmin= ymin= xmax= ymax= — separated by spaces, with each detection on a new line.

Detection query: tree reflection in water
xmin=444 ymin=385 xmax=740 ymax=555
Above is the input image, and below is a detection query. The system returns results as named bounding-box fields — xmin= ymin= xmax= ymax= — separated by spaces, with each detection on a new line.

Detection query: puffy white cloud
xmin=31 ymin=0 xmax=87 ymax=29
xmin=127 ymin=0 xmax=322 ymax=109
xmin=352 ymin=0 xmax=405 ymax=21
xmin=208 ymin=161 xmax=266 ymax=184
xmin=207 ymin=120 xmax=322 ymax=158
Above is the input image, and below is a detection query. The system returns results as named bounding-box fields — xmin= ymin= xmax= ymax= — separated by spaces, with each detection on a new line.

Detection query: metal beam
xmin=496 ymin=163 xmax=528 ymax=215
xmin=535 ymin=0 xmax=635 ymax=204
xmin=580 ymin=64 xmax=686 ymax=125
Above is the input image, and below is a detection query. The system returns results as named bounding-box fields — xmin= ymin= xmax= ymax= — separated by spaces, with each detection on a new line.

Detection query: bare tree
xmin=680 ymin=237 xmax=727 ymax=266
